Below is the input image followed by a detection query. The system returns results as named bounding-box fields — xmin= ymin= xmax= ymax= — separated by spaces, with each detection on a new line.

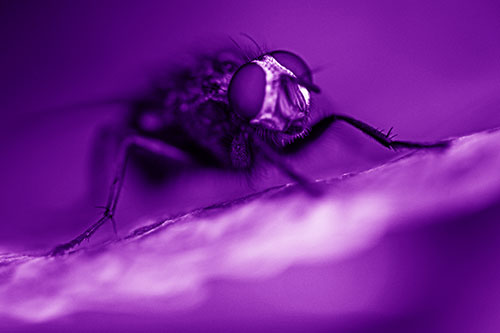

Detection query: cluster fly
xmin=50 ymin=37 xmax=448 ymax=255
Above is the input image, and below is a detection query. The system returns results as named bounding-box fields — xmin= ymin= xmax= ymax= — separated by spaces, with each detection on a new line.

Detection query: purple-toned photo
xmin=1 ymin=1 xmax=500 ymax=332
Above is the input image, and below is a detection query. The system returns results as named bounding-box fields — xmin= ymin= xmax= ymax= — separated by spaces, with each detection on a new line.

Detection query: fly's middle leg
xmin=49 ymin=135 xmax=193 ymax=256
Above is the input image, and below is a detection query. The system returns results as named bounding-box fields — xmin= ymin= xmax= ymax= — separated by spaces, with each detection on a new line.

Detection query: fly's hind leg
xmin=49 ymin=135 xmax=193 ymax=256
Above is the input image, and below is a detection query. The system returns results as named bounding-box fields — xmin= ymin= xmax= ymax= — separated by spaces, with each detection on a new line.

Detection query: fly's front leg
xmin=330 ymin=115 xmax=449 ymax=150
xmin=269 ymin=113 xmax=449 ymax=195
xmin=49 ymin=135 xmax=193 ymax=256
xmin=253 ymin=135 xmax=322 ymax=196
xmin=284 ymin=114 xmax=449 ymax=153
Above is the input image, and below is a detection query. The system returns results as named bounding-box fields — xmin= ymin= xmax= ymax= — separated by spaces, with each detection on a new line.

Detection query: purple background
xmin=1 ymin=0 xmax=500 ymax=331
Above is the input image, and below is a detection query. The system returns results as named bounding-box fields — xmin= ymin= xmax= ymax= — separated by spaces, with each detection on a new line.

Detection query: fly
xmin=49 ymin=40 xmax=448 ymax=256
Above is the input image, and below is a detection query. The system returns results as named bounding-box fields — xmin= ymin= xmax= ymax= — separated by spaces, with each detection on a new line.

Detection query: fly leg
xmin=284 ymin=114 xmax=449 ymax=153
xmin=88 ymin=124 xmax=125 ymax=201
xmin=329 ymin=114 xmax=449 ymax=150
xmin=49 ymin=135 xmax=193 ymax=256
xmin=270 ymin=114 xmax=449 ymax=194
xmin=253 ymin=135 xmax=322 ymax=196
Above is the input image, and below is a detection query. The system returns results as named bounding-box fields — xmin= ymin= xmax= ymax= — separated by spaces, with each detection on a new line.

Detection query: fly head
xmin=228 ymin=50 xmax=320 ymax=146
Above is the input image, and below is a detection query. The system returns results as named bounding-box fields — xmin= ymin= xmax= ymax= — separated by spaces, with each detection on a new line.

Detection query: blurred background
xmin=1 ymin=0 xmax=500 ymax=331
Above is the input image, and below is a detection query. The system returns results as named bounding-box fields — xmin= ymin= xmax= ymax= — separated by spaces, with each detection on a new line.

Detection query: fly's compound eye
xmin=270 ymin=50 xmax=319 ymax=92
xmin=228 ymin=63 xmax=266 ymax=119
